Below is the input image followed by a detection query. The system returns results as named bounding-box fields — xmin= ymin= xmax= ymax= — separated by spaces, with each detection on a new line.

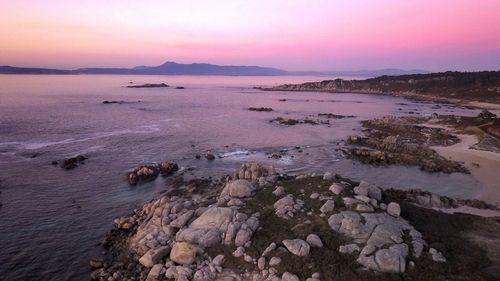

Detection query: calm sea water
xmin=0 ymin=75 xmax=484 ymax=280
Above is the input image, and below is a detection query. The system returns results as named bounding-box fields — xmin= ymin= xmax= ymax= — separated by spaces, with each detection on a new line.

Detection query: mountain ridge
xmin=0 ymin=61 xmax=428 ymax=76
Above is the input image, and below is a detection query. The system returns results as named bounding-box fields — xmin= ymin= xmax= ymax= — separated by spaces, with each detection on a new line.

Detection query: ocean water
xmin=0 ymin=75 xmax=484 ymax=280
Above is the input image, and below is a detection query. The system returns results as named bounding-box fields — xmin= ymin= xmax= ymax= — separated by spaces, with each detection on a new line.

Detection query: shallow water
xmin=0 ymin=75 xmax=484 ymax=280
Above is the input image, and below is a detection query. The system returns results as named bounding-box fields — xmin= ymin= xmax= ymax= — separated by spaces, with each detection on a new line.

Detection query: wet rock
xmin=248 ymin=107 xmax=273 ymax=112
xmin=159 ymin=160 xmax=179 ymax=175
xmin=127 ymin=165 xmax=160 ymax=185
xmin=272 ymin=117 xmax=300 ymax=126
xmin=205 ymin=151 xmax=215 ymax=161
xmin=61 ymin=155 xmax=87 ymax=170
xmin=283 ymin=239 xmax=310 ymax=256
xmin=127 ymin=83 xmax=169 ymax=88
xmin=170 ymin=242 xmax=197 ymax=265
xmin=89 ymin=257 xmax=104 ymax=268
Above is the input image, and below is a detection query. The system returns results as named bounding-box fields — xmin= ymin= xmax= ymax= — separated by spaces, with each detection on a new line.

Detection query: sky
xmin=1 ymin=0 xmax=499 ymax=71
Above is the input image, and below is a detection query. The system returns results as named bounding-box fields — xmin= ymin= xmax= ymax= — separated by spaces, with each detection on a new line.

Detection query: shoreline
xmin=258 ymin=88 xmax=500 ymax=111
xmin=432 ymin=133 xmax=500 ymax=205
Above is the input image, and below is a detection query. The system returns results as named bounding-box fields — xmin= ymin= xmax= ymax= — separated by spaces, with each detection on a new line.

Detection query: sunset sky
xmin=1 ymin=0 xmax=499 ymax=71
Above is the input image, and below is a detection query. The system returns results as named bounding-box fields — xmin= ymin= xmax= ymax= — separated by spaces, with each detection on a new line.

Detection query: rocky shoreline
xmin=91 ymin=163 xmax=500 ymax=281
xmin=257 ymin=71 xmax=500 ymax=109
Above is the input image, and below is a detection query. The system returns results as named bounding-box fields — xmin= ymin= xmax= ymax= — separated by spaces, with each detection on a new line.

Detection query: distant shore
xmin=259 ymin=71 xmax=500 ymax=110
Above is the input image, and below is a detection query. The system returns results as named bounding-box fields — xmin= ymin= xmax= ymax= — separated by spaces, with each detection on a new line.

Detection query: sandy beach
xmin=433 ymin=134 xmax=500 ymax=204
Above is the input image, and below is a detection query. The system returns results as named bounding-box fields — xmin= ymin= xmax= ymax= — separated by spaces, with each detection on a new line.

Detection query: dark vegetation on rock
xmin=127 ymin=160 xmax=179 ymax=185
xmin=127 ymin=83 xmax=169 ymax=88
xmin=92 ymin=163 xmax=500 ymax=281
xmin=318 ymin=113 xmax=356 ymax=119
xmin=263 ymin=71 xmax=500 ymax=104
xmin=346 ymin=116 xmax=468 ymax=173
xmin=60 ymin=155 xmax=87 ymax=170
xmin=270 ymin=117 xmax=330 ymax=126
xmin=248 ymin=107 xmax=273 ymax=112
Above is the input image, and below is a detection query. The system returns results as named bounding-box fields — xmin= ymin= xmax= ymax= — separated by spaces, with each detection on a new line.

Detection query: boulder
xmin=283 ymin=239 xmax=310 ymax=256
xmin=329 ymin=183 xmax=344 ymax=195
xmin=306 ymin=234 xmax=323 ymax=248
xmin=387 ymin=202 xmax=401 ymax=217
xmin=368 ymin=186 xmax=382 ymax=201
xmin=205 ymin=151 xmax=215 ymax=161
xmin=127 ymin=165 xmax=160 ymax=185
xmin=139 ymin=246 xmax=171 ymax=268
xmin=169 ymin=210 xmax=194 ymax=228
xmin=190 ymin=207 xmax=234 ymax=229
xmin=339 ymin=244 xmax=360 ymax=254
xmin=146 ymin=264 xmax=163 ymax=281
xmin=176 ymin=227 xmax=221 ymax=248
xmin=170 ymin=242 xmax=197 ymax=265
xmin=282 ymin=272 xmax=300 ymax=281
xmin=354 ymin=181 xmax=369 ymax=196
xmin=269 ymin=256 xmax=282 ymax=266
xmin=226 ymin=180 xmax=255 ymax=198
xmin=272 ymin=186 xmax=285 ymax=196
xmin=61 ymin=155 xmax=87 ymax=170
xmin=323 ymin=172 xmax=334 ymax=180
xmin=320 ymin=200 xmax=335 ymax=213
xmin=160 ymin=160 xmax=179 ymax=175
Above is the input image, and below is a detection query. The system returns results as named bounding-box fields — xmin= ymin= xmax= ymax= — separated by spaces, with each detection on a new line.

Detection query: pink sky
xmin=1 ymin=0 xmax=499 ymax=71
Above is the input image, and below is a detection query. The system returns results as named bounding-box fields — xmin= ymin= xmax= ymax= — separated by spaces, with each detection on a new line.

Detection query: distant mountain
xmin=0 ymin=65 xmax=70 ymax=74
xmin=0 ymin=61 xmax=287 ymax=76
xmin=0 ymin=61 xmax=427 ymax=76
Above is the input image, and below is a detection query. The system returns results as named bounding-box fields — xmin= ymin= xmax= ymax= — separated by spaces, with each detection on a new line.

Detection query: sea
xmin=0 ymin=74 xmax=484 ymax=280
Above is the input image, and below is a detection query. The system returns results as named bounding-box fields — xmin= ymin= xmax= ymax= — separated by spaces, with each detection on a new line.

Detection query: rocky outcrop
xmin=61 ymin=155 xmax=87 ymax=170
xmin=127 ymin=160 xmax=179 ymax=185
xmin=346 ymin=116 xmax=468 ymax=173
xmin=92 ymin=164 xmax=500 ymax=281
xmin=127 ymin=83 xmax=169 ymax=88
xmin=126 ymin=165 xmax=160 ymax=185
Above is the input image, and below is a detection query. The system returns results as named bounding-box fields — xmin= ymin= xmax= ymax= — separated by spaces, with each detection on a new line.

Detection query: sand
xmin=432 ymin=134 xmax=500 ymax=204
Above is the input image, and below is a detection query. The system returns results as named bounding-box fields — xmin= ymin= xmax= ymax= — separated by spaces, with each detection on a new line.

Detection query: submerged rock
xmin=61 ymin=155 xmax=87 ymax=170
xmin=127 ymin=83 xmax=169 ymax=88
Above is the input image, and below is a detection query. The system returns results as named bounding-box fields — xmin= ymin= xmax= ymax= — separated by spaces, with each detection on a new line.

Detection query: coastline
xmin=259 ymin=87 xmax=500 ymax=111
xmin=432 ymin=133 xmax=500 ymax=204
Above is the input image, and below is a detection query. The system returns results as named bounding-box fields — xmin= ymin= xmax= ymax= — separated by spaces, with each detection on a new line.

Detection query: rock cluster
xmin=93 ymin=164 xmax=457 ymax=281
xmin=127 ymin=160 xmax=179 ymax=185
xmin=328 ymin=181 xmax=427 ymax=273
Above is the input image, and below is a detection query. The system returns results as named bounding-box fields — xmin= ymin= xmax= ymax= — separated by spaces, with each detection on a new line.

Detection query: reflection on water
xmin=0 ymin=74 xmax=484 ymax=280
